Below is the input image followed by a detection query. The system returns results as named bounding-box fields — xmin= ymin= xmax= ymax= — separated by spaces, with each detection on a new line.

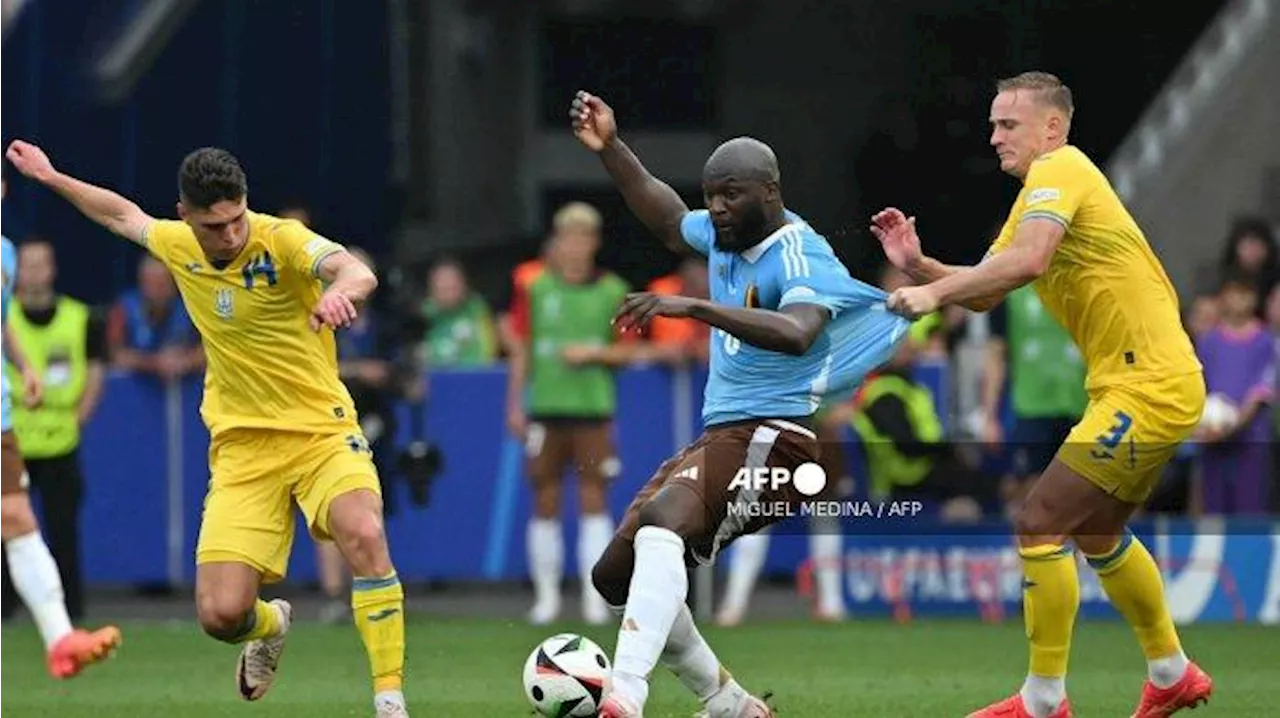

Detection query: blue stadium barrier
xmin=69 ymin=368 xmax=1280 ymax=623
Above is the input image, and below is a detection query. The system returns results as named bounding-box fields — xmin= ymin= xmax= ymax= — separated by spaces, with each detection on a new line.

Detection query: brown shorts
xmin=525 ymin=419 xmax=620 ymax=487
xmin=1 ymin=430 xmax=29 ymax=496
xmin=617 ymin=418 xmax=821 ymax=565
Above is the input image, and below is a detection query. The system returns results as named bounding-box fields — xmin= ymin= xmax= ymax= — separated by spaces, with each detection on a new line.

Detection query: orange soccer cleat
xmin=966 ymin=693 xmax=1072 ymax=718
xmin=1130 ymin=661 xmax=1213 ymax=718
xmin=46 ymin=626 xmax=122 ymax=679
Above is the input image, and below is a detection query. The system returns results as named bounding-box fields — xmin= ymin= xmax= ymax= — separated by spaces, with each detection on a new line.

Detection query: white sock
xmin=1148 ymin=650 xmax=1189 ymax=689
xmin=612 ymin=526 xmax=687 ymax=710
xmin=578 ymin=513 xmax=614 ymax=612
xmin=661 ymin=603 xmax=723 ymax=700
xmin=809 ymin=525 xmax=845 ymax=616
xmin=5 ymin=531 xmax=74 ymax=649
xmin=374 ymin=689 xmax=405 ymax=709
xmin=527 ymin=519 xmax=563 ymax=606
xmin=718 ymin=531 xmax=770 ymax=621
xmin=1019 ymin=675 xmax=1066 ymax=718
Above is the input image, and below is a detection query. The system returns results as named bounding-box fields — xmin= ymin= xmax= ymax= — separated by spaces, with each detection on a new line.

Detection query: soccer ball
xmin=1200 ymin=393 xmax=1239 ymax=432
xmin=522 ymin=633 xmax=611 ymax=717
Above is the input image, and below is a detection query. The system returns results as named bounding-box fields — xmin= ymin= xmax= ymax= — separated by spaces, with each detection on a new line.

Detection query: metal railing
xmin=1107 ymin=0 xmax=1275 ymax=202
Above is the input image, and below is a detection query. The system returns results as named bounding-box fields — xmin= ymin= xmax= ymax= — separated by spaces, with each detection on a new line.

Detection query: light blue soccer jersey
xmin=681 ymin=209 xmax=910 ymax=426
xmin=1 ymin=235 xmax=15 ymax=431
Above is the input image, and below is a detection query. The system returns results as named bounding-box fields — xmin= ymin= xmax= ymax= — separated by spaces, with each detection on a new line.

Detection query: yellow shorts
xmin=196 ymin=428 xmax=381 ymax=583
xmin=1058 ymin=372 xmax=1206 ymax=503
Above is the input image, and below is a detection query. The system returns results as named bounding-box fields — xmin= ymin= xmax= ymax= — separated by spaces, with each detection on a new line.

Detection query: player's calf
xmin=0 ymin=493 xmax=39 ymax=540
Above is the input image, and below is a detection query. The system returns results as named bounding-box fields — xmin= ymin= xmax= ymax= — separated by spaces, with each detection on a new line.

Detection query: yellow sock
xmin=1019 ymin=544 xmax=1079 ymax=678
xmin=352 ymin=572 xmax=406 ymax=694
xmin=237 ymin=599 xmax=282 ymax=643
xmin=1085 ymin=531 xmax=1182 ymax=660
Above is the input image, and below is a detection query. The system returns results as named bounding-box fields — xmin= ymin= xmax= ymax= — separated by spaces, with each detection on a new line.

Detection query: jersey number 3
xmin=1091 ymin=410 xmax=1135 ymax=466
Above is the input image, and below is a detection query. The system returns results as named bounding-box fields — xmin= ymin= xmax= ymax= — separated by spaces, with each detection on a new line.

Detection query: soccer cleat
xmin=236 ymin=599 xmax=292 ymax=701
xmin=375 ymin=694 xmax=410 ymax=717
xmin=966 ymin=693 xmax=1072 ymax=718
xmin=598 ymin=693 xmax=643 ymax=718
xmin=46 ymin=626 xmax=123 ymax=679
xmin=1130 ymin=661 xmax=1213 ymax=718
xmin=693 ymin=691 xmax=776 ymax=718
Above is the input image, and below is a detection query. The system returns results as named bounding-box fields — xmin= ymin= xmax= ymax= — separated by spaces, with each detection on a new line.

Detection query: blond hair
xmin=996 ymin=71 xmax=1074 ymax=121
xmin=553 ymin=202 xmax=602 ymax=233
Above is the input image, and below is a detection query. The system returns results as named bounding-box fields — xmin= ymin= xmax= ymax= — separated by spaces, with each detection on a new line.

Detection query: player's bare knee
xmin=1012 ymin=500 xmax=1064 ymax=543
xmin=333 ymin=510 xmax=391 ymax=576
xmin=196 ymin=592 xmax=255 ymax=642
xmin=0 ymin=494 xmax=37 ymax=539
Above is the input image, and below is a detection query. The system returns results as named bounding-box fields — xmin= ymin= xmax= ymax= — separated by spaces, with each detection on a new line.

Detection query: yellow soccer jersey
xmin=988 ymin=145 xmax=1201 ymax=390
xmin=142 ymin=211 xmax=359 ymax=437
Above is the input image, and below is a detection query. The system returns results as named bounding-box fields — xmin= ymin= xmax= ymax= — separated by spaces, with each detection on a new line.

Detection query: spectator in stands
xmin=506 ymin=201 xmax=636 ymax=625
xmin=1268 ymin=285 xmax=1280 ymax=502
xmin=1218 ymin=216 xmax=1278 ymax=319
xmin=643 ymin=256 xmax=710 ymax=365
xmin=1196 ymin=271 xmax=1275 ymax=516
xmin=981 ymin=284 xmax=1087 ymax=517
xmin=851 ymin=318 xmax=989 ymax=517
xmin=420 ymin=257 xmax=497 ymax=367
xmin=0 ymin=239 xmax=106 ymax=622
xmin=498 ymin=238 xmax=554 ymax=360
xmin=106 ymin=255 xmax=203 ymax=380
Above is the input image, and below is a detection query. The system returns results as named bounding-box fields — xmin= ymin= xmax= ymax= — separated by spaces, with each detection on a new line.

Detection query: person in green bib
xmin=420 ymin=258 xmax=497 ymax=367
xmin=506 ymin=202 xmax=638 ymax=626
xmin=981 ymin=284 xmax=1088 ymax=510
xmin=0 ymin=240 xmax=106 ymax=622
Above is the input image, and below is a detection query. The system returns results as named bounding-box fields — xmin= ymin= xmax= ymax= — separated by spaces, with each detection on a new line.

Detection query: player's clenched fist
xmin=309 ymin=289 xmax=358 ymax=332
xmin=6 ymin=140 xmax=58 ymax=183
xmin=570 ymin=91 xmax=617 ymax=152
xmin=886 ymin=285 xmax=940 ymax=321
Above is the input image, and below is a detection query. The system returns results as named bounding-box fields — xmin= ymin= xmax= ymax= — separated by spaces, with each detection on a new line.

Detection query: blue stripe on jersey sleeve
xmin=680 ymin=210 xmax=713 ymax=256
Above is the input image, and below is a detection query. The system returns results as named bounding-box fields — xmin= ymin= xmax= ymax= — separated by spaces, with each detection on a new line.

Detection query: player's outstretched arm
xmin=570 ymin=92 xmax=691 ymax=255
xmin=615 ymin=292 xmax=828 ymax=356
xmin=926 ymin=218 xmax=1062 ymax=308
xmin=310 ymin=251 xmax=378 ymax=332
xmin=5 ymin=140 xmax=153 ymax=245
xmin=870 ymin=207 xmax=1003 ymax=311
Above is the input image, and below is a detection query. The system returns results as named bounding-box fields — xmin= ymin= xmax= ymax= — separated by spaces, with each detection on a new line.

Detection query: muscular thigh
xmin=292 ymin=430 xmax=381 ymax=541
xmin=197 ymin=430 xmax=296 ymax=583
xmin=1057 ymin=374 xmax=1205 ymax=505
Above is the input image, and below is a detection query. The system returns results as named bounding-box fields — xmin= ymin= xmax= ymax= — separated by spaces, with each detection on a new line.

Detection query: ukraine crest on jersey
xmin=141 ymin=212 xmax=360 ymax=438
xmin=680 ymin=209 xmax=911 ymax=426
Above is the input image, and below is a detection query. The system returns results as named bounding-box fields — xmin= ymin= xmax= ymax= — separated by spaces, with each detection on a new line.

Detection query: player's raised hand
xmin=870 ymin=208 xmax=924 ymax=271
xmin=309 ymin=289 xmax=358 ymax=332
xmin=570 ymin=91 xmax=617 ymax=152
xmin=886 ymin=285 xmax=939 ymax=321
xmin=613 ymin=292 xmax=699 ymax=332
xmin=5 ymin=140 xmax=58 ymax=183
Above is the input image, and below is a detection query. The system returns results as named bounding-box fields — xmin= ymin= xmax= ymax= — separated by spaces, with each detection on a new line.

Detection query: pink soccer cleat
xmin=1130 ymin=661 xmax=1213 ymax=718
xmin=46 ymin=626 xmax=123 ymax=679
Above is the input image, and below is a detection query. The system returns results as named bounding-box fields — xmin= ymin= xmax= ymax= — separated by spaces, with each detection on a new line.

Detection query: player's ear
xmin=176 ymin=201 xmax=188 ymax=221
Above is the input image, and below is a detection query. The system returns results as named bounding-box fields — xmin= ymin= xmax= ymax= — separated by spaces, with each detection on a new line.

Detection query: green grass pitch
xmin=3 ymin=617 xmax=1277 ymax=716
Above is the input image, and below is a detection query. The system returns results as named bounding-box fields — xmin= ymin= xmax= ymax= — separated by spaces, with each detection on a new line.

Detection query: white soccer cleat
xmin=375 ymin=693 xmax=411 ymax=717
xmin=235 ymin=599 xmax=292 ymax=701
xmin=693 ymin=691 xmax=776 ymax=718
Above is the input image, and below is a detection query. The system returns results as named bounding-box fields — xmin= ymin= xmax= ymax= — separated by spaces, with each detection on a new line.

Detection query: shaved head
xmin=700 ymin=137 xmax=786 ymax=252
xmin=703 ymin=137 xmax=781 ymax=185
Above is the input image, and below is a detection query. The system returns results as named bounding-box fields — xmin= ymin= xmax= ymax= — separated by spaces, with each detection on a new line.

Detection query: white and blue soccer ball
xmin=522 ymin=633 xmax=611 ymax=717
